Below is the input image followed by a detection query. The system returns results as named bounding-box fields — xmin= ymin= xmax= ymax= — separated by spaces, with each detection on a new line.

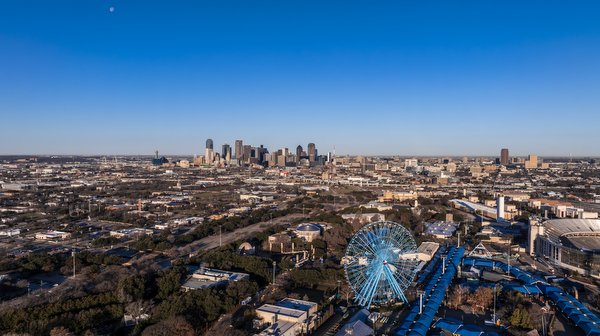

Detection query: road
xmin=177 ymin=213 xmax=306 ymax=254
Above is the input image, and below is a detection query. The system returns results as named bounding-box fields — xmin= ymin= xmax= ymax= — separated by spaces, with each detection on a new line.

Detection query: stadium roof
xmin=544 ymin=219 xmax=600 ymax=252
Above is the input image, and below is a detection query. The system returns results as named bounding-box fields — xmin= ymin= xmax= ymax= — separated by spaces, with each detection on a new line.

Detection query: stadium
xmin=531 ymin=219 xmax=600 ymax=278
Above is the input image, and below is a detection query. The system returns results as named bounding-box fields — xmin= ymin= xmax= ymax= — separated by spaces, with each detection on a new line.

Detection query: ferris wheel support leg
xmin=365 ymin=265 xmax=385 ymax=308
xmin=357 ymin=263 xmax=384 ymax=308
xmin=383 ymin=265 xmax=408 ymax=303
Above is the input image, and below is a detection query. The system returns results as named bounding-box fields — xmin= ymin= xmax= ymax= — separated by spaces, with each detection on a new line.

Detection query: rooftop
xmin=544 ymin=219 xmax=600 ymax=252
xmin=276 ymin=298 xmax=318 ymax=313
xmin=182 ymin=267 xmax=249 ymax=290
xmin=256 ymin=304 xmax=306 ymax=319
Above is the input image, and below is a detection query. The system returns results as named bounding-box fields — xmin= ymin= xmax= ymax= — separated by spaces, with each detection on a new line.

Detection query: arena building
xmin=293 ymin=223 xmax=322 ymax=242
xmin=529 ymin=218 xmax=600 ymax=278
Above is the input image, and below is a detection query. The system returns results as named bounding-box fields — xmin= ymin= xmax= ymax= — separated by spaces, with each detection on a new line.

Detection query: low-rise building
xmin=0 ymin=228 xmax=20 ymax=236
xmin=378 ymin=191 xmax=418 ymax=202
xmin=293 ymin=223 xmax=322 ymax=242
xmin=360 ymin=201 xmax=393 ymax=211
xmin=255 ymin=298 xmax=319 ymax=335
xmin=109 ymin=228 xmax=154 ymax=238
xmin=425 ymin=221 xmax=458 ymax=239
xmin=35 ymin=230 xmax=71 ymax=241
xmin=341 ymin=213 xmax=385 ymax=225
xmin=182 ymin=267 xmax=249 ymax=291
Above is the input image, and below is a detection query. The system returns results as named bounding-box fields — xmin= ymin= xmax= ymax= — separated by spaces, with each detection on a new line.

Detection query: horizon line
xmin=1 ymin=153 xmax=599 ymax=159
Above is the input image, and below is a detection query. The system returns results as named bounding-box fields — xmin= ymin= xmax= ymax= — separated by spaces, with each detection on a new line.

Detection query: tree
xmin=142 ymin=316 xmax=195 ymax=336
xmin=50 ymin=327 xmax=75 ymax=336
xmin=118 ymin=274 xmax=146 ymax=302
xmin=447 ymin=285 xmax=469 ymax=309
xmin=509 ymin=307 xmax=533 ymax=329
xmin=157 ymin=267 xmax=186 ymax=299
xmin=466 ymin=287 xmax=494 ymax=313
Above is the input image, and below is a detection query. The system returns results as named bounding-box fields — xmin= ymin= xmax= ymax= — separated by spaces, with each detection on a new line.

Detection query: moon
xmin=109 ymin=6 xmax=115 ymax=13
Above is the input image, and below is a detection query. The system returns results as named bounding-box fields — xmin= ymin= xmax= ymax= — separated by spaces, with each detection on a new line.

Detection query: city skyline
xmin=2 ymin=139 xmax=600 ymax=158
xmin=3 ymin=2 xmax=600 ymax=336
xmin=2 ymin=2 xmax=600 ymax=155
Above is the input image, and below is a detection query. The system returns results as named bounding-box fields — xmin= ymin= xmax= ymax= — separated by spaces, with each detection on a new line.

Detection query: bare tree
xmin=466 ymin=287 xmax=494 ymax=313
xmin=447 ymin=285 xmax=469 ymax=309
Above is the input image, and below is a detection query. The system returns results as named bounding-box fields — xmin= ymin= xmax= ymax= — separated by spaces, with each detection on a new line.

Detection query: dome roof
xmin=296 ymin=223 xmax=321 ymax=232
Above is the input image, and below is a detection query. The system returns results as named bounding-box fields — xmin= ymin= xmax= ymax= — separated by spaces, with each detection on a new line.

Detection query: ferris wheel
xmin=344 ymin=221 xmax=419 ymax=308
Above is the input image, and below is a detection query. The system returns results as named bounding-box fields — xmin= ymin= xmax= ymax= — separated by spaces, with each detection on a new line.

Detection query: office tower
xmin=202 ymin=139 xmax=214 ymax=163
xmin=235 ymin=140 xmax=243 ymax=160
xmin=205 ymin=148 xmax=214 ymax=163
xmin=277 ymin=151 xmax=286 ymax=166
xmin=222 ymin=144 xmax=231 ymax=161
xmin=525 ymin=154 xmax=538 ymax=169
xmin=296 ymin=145 xmax=303 ymax=163
xmin=256 ymin=145 xmax=268 ymax=163
xmin=500 ymin=148 xmax=509 ymax=165
xmin=243 ymin=145 xmax=252 ymax=161
xmin=308 ymin=143 xmax=316 ymax=162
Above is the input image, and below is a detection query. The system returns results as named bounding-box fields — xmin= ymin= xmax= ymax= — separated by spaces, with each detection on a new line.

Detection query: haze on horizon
xmin=1 ymin=1 xmax=600 ymax=156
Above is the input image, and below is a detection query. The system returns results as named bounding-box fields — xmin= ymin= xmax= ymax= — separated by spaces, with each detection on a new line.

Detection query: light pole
xmin=442 ymin=255 xmax=447 ymax=274
xmin=507 ymin=244 xmax=511 ymax=275
xmin=417 ymin=290 xmax=425 ymax=314
xmin=72 ymin=251 xmax=76 ymax=278
xmin=492 ymin=284 xmax=497 ymax=324
xmin=541 ymin=306 xmax=548 ymax=336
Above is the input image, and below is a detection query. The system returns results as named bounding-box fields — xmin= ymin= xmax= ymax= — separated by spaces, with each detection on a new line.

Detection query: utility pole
xmin=219 ymin=226 xmax=222 ymax=247
xmin=272 ymin=261 xmax=277 ymax=284
xmin=417 ymin=290 xmax=425 ymax=314
xmin=72 ymin=251 xmax=76 ymax=277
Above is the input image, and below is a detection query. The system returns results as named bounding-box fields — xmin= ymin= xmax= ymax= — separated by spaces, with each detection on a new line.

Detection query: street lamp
xmin=541 ymin=306 xmax=548 ymax=336
xmin=492 ymin=284 xmax=497 ymax=324
xmin=417 ymin=290 xmax=425 ymax=314
xmin=442 ymin=255 xmax=447 ymax=274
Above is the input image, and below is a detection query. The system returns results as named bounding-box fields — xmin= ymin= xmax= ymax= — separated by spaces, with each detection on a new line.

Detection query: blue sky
xmin=1 ymin=1 xmax=599 ymax=156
